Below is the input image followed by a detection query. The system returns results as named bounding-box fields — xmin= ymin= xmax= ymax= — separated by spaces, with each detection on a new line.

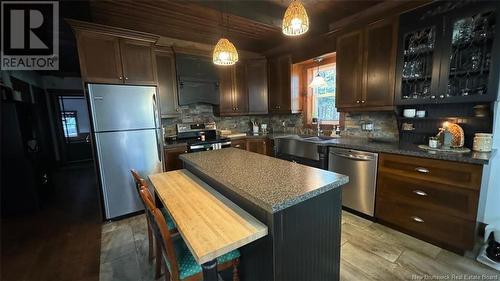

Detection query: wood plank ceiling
xmin=89 ymin=0 xmax=382 ymax=53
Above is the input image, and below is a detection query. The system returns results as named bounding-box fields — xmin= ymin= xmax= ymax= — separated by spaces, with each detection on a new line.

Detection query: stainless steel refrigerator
xmin=88 ymin=84 xmax=163 ymax=219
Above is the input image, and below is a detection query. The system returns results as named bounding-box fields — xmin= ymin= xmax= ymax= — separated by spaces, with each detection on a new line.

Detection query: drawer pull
xmin=413 ymin=190 xmax=428 ymax=196
xmin=411 ymin=216 xmax=425 ymax=223
xmin=235 ymin=145 xmax=241 ymax=148
xmin=415 ymin=167 xmax=430 ymax=174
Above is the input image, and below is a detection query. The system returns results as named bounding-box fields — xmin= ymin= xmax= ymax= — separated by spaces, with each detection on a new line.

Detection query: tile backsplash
xmin=161 ymin=104 xmax=303 ymax=136
xmin=161 ymin=103 xmax=399 ymax=140
xmin=343 ymin=112 xmax=399 ymax=140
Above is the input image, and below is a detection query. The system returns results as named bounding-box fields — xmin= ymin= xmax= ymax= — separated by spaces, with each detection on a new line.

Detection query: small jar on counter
xmin=429 ymin=137 xmax=439 ymax=148
xmin=473 ymin=133 xmax=493 ymax=152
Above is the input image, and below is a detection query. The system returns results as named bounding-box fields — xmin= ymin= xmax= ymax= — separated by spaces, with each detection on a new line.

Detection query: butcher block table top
xmin=149 ymin=169 xmax=268 ymax=264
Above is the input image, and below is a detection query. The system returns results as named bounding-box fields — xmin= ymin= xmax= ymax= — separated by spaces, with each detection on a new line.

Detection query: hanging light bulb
xmin=282 ymin=0 xmax=309 ymax=36
xmin=309 ymin=58 xmax=327 ymax=88
xmin=213 ymin=9 xmax=238 ymax=65
xmin=309 ymin=73 xmax=326 ymax=88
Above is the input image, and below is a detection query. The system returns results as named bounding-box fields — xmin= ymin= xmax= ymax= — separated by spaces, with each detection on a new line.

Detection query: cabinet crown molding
xmin=66 ymin=19 xmax=159 ymax=43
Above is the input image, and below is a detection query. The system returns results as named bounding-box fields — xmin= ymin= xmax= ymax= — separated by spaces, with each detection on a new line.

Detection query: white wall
xmin=477 ymin=85 xmax=500 ymax=225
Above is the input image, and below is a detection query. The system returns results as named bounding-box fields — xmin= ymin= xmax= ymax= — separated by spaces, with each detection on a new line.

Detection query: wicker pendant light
xmin=282 ymin=0 xmax=309 ymax=36
xmin=213 ymin=38 xmax=239 ymax=66
xmin=213 ymin=9 xmax=238 ymax=66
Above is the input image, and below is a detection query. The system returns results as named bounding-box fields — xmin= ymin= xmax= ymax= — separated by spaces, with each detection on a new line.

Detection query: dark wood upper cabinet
xmin=246 ymin=59 xmax=268 ymax=114
xmin=69 ymin=20 xmax=159 ymax=86
xmin=75 ymin=32 xmax=123 ymax=84
xmin=336 ymin=17 xmax=398 ymax=111
xmin=216 ymin=59 xmax=267 ymax=116
xmin=363 ymin=18 xmax=398 ymax=107
xmin=336 ymin=30 xmax=364 ymax=109
xmin=154 ymin=49 xmax=180 ymax=118
xmin=233 ymin=63 xmax=249 ymax=114
xmin=120 ymin=39 xmax=156 ymax=85
xmin=268 ymin=55 xmax=299 ymax=114
xmin=216 ymin=66 xmax=236 ymax=116
xmin=395 ymin=1 xmax=500 ymax=105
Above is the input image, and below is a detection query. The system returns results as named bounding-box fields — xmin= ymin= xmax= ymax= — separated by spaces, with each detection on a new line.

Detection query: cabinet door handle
xmin=356 ymin=100 xmax=361 ymax=104
xmin=119 ymin=76 xmax=123 ymax=80
xmin=176 ymin=108 xmax=180 ymax=112
xmin=411 ymin=216 xmax=424 ymax=223
xmin=235 ymin=144 xmax=241 ymax=148
xmin=413 ymin=190 xmax=428 ymax=196
xmin=361 ymin=100 xmax=366 ymax=103
xmin=415 ymin=167 xmax=430 ymax=173
xmin=125 ymin=77 xmax=129 ymax=80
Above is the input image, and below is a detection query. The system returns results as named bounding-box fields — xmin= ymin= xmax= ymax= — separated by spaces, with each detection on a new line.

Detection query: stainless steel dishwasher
xmin=328 ymin=147 xmax=378 ymax=216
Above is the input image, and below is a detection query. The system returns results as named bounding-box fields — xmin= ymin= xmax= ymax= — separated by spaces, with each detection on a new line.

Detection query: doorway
xmin=50 ymin=91 xmax=93 ymax=164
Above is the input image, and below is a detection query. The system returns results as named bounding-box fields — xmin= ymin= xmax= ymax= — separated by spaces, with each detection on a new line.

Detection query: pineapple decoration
xmin=443 ymin=122 xmax=465 ymax=148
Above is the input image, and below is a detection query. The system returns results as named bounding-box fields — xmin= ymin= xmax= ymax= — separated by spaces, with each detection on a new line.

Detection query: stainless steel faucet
xmin=312 ymin=118 xmax=322 ymax=136
xmin=317 ymin=119 xmax=322 ymax=136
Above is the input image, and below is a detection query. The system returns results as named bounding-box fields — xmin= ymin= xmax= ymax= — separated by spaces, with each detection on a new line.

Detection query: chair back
xmin=131 ymin=169 xmax=142 ymax=189
xmin=139 ymin=188 xmax=180 ymax=280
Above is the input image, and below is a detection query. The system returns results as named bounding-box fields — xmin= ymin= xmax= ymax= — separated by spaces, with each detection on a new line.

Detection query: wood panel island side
xmin=180 ymin=148 xmax=349 ymax=281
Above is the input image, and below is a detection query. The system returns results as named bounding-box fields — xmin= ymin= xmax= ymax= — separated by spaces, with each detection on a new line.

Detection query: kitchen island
xmin=180 ymin=148 xmax=349 ymax=281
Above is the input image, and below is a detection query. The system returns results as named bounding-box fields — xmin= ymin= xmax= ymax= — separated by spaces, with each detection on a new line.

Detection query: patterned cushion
xmin=166 ymin=238 xmax=240 ymax=280
xmin=160 ymin=208 xmax=176 ymax=231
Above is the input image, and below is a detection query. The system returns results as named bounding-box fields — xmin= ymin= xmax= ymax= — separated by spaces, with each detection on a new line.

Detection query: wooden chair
xmin=139 ymin=188 xmax=240 ymax=281
xmin=130 ymin=170 xmax=177 ymax=272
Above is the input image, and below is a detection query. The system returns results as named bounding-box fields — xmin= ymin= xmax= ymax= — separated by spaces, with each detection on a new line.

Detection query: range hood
xmin=175 ymin=54 xmax=220 ymax=105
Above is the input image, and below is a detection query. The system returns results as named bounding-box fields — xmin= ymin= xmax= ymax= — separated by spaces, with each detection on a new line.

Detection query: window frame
xmin=307 ymin=63 xmax=339 ymax=125
xmin=61 ymin=110 xmax=80 ymax=139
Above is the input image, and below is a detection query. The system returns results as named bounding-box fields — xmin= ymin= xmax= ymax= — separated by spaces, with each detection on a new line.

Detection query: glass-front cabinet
xmin=400 ymin=26 xmax=439 ymax=100
xmin=396 ymin=1 xmax=500 ymax=105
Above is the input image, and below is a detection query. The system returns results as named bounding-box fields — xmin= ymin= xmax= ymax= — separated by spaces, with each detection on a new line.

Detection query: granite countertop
xmin=274 ymin=136 xmax=495 ymax=165
xmin=180 ymin=148 xmax=349 ymax=213
xmin=225 ymin=132 xmax=295 ymax=140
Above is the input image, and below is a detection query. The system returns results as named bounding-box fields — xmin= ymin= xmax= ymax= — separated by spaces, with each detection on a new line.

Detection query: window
xmin=61 ymin=111 xmax=79 ymax=138
xmin=307 ymin=63 xmax=339 ymax=124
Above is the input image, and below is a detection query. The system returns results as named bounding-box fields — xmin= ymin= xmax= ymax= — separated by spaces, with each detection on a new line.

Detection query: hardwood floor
xmin=340 ymin=211 xmax=498 ymax=280
xmin=1 ymin=164 xmax=102 ymax=281
xmin=101 ymin=211 xmax=499 ymax=281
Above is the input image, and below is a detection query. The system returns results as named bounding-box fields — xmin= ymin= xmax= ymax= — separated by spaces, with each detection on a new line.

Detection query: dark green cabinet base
xmin=184 ymin=163 xmax=342 ymax=281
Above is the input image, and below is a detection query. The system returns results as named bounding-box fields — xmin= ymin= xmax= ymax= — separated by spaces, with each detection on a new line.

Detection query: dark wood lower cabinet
xmin=164 ymin=146 xmax=187 ymax=171
xmin=246 ymin=138 xmax=268 ymax=155
xmin=230 ymin=139 xmax=247 ymax=150
xmin=375 ymin=153 xmax=482 ymax=253
xmin=376 ymin=197 xmax=476 ymax=253
xmin=230 ymin=137 xmax=273 ymax=156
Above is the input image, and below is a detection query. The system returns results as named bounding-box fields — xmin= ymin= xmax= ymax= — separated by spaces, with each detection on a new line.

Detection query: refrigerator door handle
xmin=152 ymin=94 xmax=162 ymax=162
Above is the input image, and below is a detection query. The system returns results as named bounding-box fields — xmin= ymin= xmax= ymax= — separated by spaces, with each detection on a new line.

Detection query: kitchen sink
xmin=274 ymin=135 xmax=328 ymax=161
xmin=301 ymin=136 xmax=337 ymax=142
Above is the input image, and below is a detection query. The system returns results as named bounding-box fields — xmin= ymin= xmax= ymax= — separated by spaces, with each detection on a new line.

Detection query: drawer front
xmin=379 ymin=153 xmax=482 ymax=190
xmin=377 ymin=173 xmax=479 ymax=220
xmin=230 ymin=139 xmax=247 ymax=150
xmin=376 ymin=198 xmax=475 ymax=251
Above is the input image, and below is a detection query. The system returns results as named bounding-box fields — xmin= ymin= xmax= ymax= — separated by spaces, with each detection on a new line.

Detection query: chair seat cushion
xmin=160 ymin=208 xmax=176 ymax=231
xmin=168 ymin=238 xmax=240 ymax=280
